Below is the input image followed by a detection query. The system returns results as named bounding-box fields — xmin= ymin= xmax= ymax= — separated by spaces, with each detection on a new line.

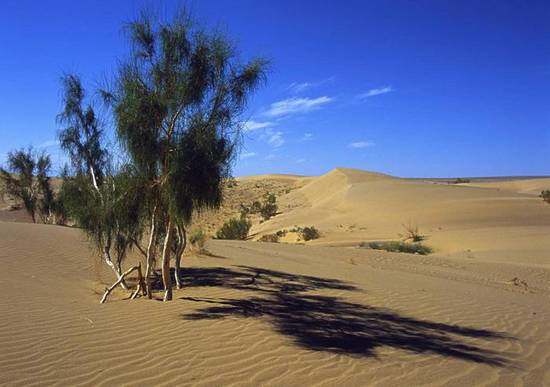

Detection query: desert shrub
xmin=453 ymin=178 xmax=471 ymax=184
xmin=541 ymin=190 xmax=550 ymax=204
xmin=362 ymin=241 xmax=433 ymax=255
xmin=250 ymin=200 xmax=262 ymax=213
xmin=258 ymin=193 xmax=278 ymax=221
xmin=189 ymin=228 xmax=207 ymax=251
xmin=215 ymin=217 xmax=251 ymax=240
xmin=259 ymin=233 xmax=279 ymax=243
xmin=301 ymin=226 xmax=320 ymax=241
xmin=401 ymin=222 xmax=426 ymax=242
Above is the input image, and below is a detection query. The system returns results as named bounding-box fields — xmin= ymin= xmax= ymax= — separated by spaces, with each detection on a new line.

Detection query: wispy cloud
xmin=267 ymin=131 xmax=285 ymax=148
xmin=296 ymin=158 xmax=307 ymax=164
xmin=37 ymin=139 xmax=59 ymax=149
xmin=265 ymin=96 xmax=333 ymax=117
xmin=240 ymin=151 xmax=257 ymax=159
xmin=243 ymin=120 xmax=275 ymax=132
xmin=348 ymin=141 xmax=375 ymax=149
xmin=265 ymin=154 xmax=276 ymax=161
xmin=287 ymin=77 xmax=335 ymax=94
xmin=357 ymin=86 xmax=394 ymax=99
xmin=301 ymin=132 xmax=313 ymax=141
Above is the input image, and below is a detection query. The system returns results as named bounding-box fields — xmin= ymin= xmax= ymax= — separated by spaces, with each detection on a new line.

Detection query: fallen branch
xmin=100 ymin=263 xmax=144 ymax=304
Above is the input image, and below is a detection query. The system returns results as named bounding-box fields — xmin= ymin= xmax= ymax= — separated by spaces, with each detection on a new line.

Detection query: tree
xmin=100 ymin=10 xmax=267 ymax=301
xmin=0 ymin=147 xmax=60 ymax=223
xmin=57 ymin=75 xmax=146 ymax=291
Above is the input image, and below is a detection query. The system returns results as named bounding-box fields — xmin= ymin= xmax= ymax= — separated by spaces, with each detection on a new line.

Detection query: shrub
xmin=361 ymin=241 xmax=433 ymax=255
xmin=453 ymin=178 xmax=471 ymax=184
xmin=401 ymin=222 xmax=425 ymax=242
xmin=258 ymin=233 xmax=279 ymax=243
xmin=215 ymin=217 xmax=251 ymax=240
xmin=260 ymin=201 xmax=278 ymax=221
xmin=541 ymin=190 xmax=550 ymax=204
xmin=189 ymin=228 xmax=207 ymax=251
xmin=301 ymin=226 xmax=320 ymax=241
xmin=250 ymin=200 xmax=262 ymax=213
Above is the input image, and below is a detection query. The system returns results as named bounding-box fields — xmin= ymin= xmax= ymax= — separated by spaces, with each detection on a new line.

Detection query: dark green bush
xmin=541 ymin=190 xmax=550 ymax=204
xmin=361 ymin=241 xmax=433 ymax=255
xmin=258 ymin=233 xmax=279 ymax=243
xmin=189 ymin=228 xmax=207 ymax=251
xmin=215 ymin=217 xmax=251 ymax=240
xmin=301 ymin=226 xmax=320 ymax=241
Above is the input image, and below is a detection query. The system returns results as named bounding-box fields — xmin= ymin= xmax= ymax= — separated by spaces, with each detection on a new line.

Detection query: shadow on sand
xmin=177 ymin=265 xmax=513 ymax=366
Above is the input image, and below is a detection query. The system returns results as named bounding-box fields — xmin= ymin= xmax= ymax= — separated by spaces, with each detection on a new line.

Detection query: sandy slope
xmin=1 ymin=168 xmax=550 ymax=385
xmin=0 ymin=221 xmax=549 ymax=386
xmin=252 ymin=168 xmax=550 ymax=266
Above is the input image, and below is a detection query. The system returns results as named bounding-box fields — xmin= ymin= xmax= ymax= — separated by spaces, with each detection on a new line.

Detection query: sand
xmin=1 ymin=168 xmax=550 ymax=386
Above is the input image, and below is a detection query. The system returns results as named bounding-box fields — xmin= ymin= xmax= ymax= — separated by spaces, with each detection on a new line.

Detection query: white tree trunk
xmin=174 ymin=224 xmax=186 ymax=289
xmin=161 ymin=221 xmax=173 ymax=301
xmin=103 ymin=248 xmax=129 ymax=290
xmin=144 ymin=211 xmax=157 ymax=299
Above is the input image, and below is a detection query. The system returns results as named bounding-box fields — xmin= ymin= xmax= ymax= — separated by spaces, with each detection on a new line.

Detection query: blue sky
xmin=1 ymin=0 xmax=549 ymax=177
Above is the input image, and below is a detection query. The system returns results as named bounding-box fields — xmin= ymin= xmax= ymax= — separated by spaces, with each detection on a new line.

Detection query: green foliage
xmin=362 ymin=241 xmax=433 ymax=255
xmin=215 ymin=217 xmax=251 ymax=240
xmin=541 ymin=190 xmax=550 ymax=204
xmin=258 ymin=233 xmax=279 ymax=243
xmin=0 ymin=148 xmax=63 ymax=224
xmin=301 ymin=226 xmax=320 ymax=241
xmin=453 ymin=178 xmax=471 ymax=184
xmin=250 ymin=200 xmax=262 ymax=213
xmin=259 ymin=193 xmax=278 ymax=221
xmin=401 ymin=222 xmax=426 ymax=242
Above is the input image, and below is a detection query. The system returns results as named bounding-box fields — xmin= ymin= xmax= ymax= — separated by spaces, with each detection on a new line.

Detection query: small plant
xmin=189 ymin=228 xmax=207 ymax=252
xmin=301 ymin=226 xmax=320 ymax=241
xmin=260 ymin=193 xmax=278 ymax=221
xmin=401 ymin=222 xmax=426 ymax=242
xmin=453 ymin=178 xmax=471 ymax=184
xmin=250 ymin=200 xmax=262 ymax=213
xmin=361 ymin=241 xmax=433 ymax=255
xmin=215 ymin=217 xmax=251 ymax=240
xmin=541 ymin=190 xmax=550 ymax=204
xmin=258 ymin=233 xmax=279 ymax=243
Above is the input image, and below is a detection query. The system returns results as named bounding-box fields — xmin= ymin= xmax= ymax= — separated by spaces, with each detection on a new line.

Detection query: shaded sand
xmin=1 ymin=221 xmax=550 ymax=386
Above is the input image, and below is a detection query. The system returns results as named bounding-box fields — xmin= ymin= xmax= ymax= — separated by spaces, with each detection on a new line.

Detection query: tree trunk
xmin=174 ymin=224 xmax=186 ymax=289
xmin=103 ymin=247 xmax=129 ymax=290
xmin=161 ymin=221 xmax=174 ymax=301
xmin=100 ymin=263 xmax=143 ymax=304
xmin=144 ymin=211 xmax=157 ymax=299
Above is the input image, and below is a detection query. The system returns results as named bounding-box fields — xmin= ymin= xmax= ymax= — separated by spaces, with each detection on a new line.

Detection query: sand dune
xmin=252 ymin=168 xmax=550 ymax=266
xmin=1 ymin=168 xmax=550 ymax=385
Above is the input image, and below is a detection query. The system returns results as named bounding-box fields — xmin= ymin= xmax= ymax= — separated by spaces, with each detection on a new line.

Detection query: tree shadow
xmin=178 ymin=265 xmax=514 ymax=366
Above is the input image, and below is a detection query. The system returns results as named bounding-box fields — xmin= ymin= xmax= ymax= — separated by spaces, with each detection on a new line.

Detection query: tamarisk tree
xmin=58 ymin=75 xmax=145 ymax=291
xmin=0 ymin=147 xmax=62 ymax=224
xmin=101 ymin=11 xmax=267 ymax=301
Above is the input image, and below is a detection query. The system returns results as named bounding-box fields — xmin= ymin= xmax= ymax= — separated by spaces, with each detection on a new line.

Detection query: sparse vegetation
xmin=215 ymin=217 xmax=251 ymax=240
xmin=301 ymin=226 xmax=320 ymax=241
xmin=258 ymin=233 xmax=280 ymax=243
xmin=260 ymin=193 xmax=278 ymax=221
xmin=541 ymin=190 xmax=550 ymax=204
xmin=452 ymin=178 xmax=471 ymax=184
xmin=401 ymin=222 xmax=426 ymax=242
xmin=361 ymin=241 xmax=433 ymax=255
xmin=189 ymin=228 xmax=207 ymax=252
xmin=0 ymin=147 xmax=65 ymax=224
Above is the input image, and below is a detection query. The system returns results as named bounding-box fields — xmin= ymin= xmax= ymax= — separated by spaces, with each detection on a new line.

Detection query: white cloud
xmin=287 ymin=77 xmax=335 ymax=94
xmin=243 ymin=120 xmax=275 ymax=132
xmin=265 ymin=154 xmax=276 ymax=160
xmin=265 ymin=96 xmax=333 ymax=117
xmin=288 ymin=82 xmax=312 ymax=93
xmin=296 ymin=158 xmax=307 ymax=163
xmin=357 ymin=86 xmax=394 ymax=99
xmin=267 ymin=131 xmax=285 ymax=147
xmin=301 ymin=132 xmax=313 ymax=141
xmin=348 ymin=141 xmax=375 ymax=149
xmin=37 ymin=139 xmax=59 ymax=149
xmin=240 ymin=152 xmax=257 ymax=159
